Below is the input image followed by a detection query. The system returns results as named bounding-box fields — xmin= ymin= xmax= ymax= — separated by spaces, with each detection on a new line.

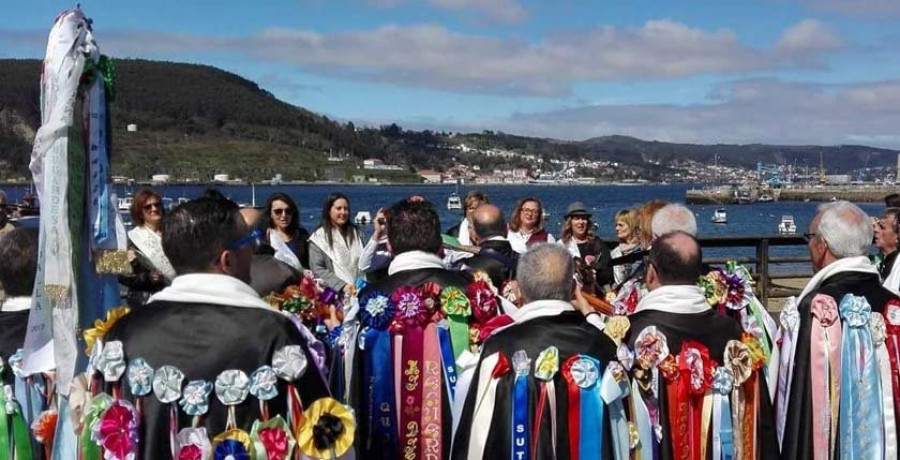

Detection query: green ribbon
xmin=1 ymin=396 xmax=33 ymax=460
xmin=97 ymin=56 xmax=116 ymax=102
xmin=440 ymin=286 xmax=472 ymax=366
xmin=79 ymin=394 xmax=112 ymax=460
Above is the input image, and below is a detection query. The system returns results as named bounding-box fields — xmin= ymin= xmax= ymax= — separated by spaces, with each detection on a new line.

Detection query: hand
xmin=373 ymin=212 xmax=387 ymax=239
xmin=324 ymin=305 xmax=341 ymax=331
xmin=126 ymin=250 xmax=137 ymax=262
xmin=149 ymin=271 xmax=164 ymax=283
xmin=572 ymin=285 xmax=594 ymax=316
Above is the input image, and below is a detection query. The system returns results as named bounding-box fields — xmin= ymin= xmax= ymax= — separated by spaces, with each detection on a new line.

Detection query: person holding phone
xmin=358 ymin=207 xmax=392 ymax=282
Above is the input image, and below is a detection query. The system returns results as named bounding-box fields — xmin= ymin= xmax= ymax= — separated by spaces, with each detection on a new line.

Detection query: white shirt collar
xmin=387 ymin=251 xmax=446 ymax=276
xmin=1 ymin=297 xmax=31 ymax=312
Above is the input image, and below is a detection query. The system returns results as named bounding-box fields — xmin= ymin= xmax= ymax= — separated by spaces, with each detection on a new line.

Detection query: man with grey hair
xmin=650 ymin=203 xmax=697 ymax=239
xmin=0 ymin=190 xmax=13 ymax=237
xmin=780 ymin=200 xmax=899 ymax=459
xmin=452 ymin=243 xmax=617 ymax=459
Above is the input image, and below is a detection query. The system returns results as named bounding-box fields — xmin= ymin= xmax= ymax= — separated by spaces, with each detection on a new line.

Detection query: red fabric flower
xmin=99 ymin=401 xmax=138 ymax=460
xmin=259 ymin=427 xmax=290 ymax=460
xmin=31 ymin=410 xmax=58 ymax=445
xmin=467 ymin=281 xmax=499 ymax=323
xmin=178 ymin=445 xmax=203 ymax=460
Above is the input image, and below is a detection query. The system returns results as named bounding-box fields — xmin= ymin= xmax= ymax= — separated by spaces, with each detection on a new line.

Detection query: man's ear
xmin=646 ymin=262 xmax=658 ymax=288
xmin=216 ymin=250 xmax=238 ymax=277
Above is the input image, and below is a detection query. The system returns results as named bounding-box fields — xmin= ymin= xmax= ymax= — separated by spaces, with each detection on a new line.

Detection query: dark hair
xmin=884 ymin=207 xmax=900 ymax=235
xmin=388 ymin=200 xmax=442 ymax=255
xmin=648 ymin=231 xmax=702 ymax=285
xmin=887 ymin=193 xmax=900 ymax=208
xmin=508 ymin=197 xmax=544 ymax=233
xmin=198 ymin=188 xmax=229 ymax=202
xmin=0 ymin=228 xmax=39 ymax=296
xmin=162 ymin=198 xmax=245 ymax=275
xmin=130 ymin=188 xmax=163 ymax=227
xmin=319 ymin=193 xmax=357 ymax=249
xmin=473 ymin=208 xmax=506 ymax=239
xmin=265 ymin=193 xmax=302 ymax=239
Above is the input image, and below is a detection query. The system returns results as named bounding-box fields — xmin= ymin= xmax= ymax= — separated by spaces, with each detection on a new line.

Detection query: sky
xmin=3 ymin=0 xmax=900 ymax=147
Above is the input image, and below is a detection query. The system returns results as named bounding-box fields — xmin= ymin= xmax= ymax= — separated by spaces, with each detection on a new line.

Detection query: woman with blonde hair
xmin=559 ymin=201 xmax=613 ymax=293
xmin=610 ymin=208 xmax=642 ymax=285
xmin=507 ymin=196 xmax=555 ymax=254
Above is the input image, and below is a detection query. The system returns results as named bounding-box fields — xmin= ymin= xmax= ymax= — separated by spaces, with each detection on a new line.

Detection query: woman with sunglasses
xmin=265 ymin=192 xmax=310 ymax=269
xmin=118 ymin=188 xmax=176 ymax=307
xmin=309 ymin=193 xmax=364 ymax=293
xmin=507 ymin=196 xmax=555 ymax=254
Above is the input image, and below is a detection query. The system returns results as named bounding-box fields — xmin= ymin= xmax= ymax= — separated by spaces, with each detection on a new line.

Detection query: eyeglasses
xmin=143 ymin=202 xmax=162 ymax=211
xmin=227 ymin=228 xmax=263 ymax=251
xmin=272 ymin=208 xmax=293 ymax=217
xmin=802 ymin=232 xmax=818 ymax=243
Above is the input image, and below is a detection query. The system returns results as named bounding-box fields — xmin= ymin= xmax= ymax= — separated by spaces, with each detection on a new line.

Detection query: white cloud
xmin=443 ymin=78 xmax=900 ymax=148
xmin=0 ymin=19 xmax=842 ymax=97
xmin=364 ymin=0 xmax=527 ymax=23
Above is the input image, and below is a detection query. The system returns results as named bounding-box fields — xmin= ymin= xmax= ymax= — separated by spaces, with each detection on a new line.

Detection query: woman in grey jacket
xmin=308 ymin=193 xmax=363 ymax=292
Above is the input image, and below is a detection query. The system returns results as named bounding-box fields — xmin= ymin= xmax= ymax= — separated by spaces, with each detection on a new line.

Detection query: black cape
xmin=0 ymin=309 xmax=28 ymax=385
xmin=105 ymin=301 xmax=330 ymax=459
xmin=781 ymin=271 xmax=899 ymax=460
xmin=452 ymin=311 xmax=618 ymax=460
xmin=353 ymin=266 xmax=472 ymax=460
xmin=626 ymin=309 xmax=778 ymax=460
xmin=464 ymin=239 xmax=518 ymax=287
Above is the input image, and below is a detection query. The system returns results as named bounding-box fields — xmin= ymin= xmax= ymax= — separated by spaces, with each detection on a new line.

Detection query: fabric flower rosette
xmin=722 ymin=338 xmax=757 ymax=460
xmin=357 ymin=290 xmax=399 ymax=458
xmin=267 ymin=272 xmax=345 ymax=341
xmin=297 ymin=397 xmax=356 ymax=460
xmin=561 ymin=354 xmax=606 ymax=459
xmin=630 ymin=326 xmax=670 ymax=449
xmin=466 ymin=280 xmax=500 ymax=351
xmin=272 ymin=345 xmax=309 ymax=436
xmin=658 ymin=341 xmax=717 ymax=460
xmin=152 ymin=364 xmax=185 ymax=458
xmin=211 ymin=369 xmax=254 ymax=460
xmin=532 ymin=346 xmax=560 ymax=457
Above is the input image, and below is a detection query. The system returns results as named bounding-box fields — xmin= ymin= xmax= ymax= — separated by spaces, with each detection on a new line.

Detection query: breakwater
xmin=687 ymin=185 xmax=899 ymax=204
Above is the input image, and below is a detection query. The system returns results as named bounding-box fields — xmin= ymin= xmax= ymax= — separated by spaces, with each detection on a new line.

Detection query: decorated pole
xmin=22 ymin=7 xmax=128 ymax=456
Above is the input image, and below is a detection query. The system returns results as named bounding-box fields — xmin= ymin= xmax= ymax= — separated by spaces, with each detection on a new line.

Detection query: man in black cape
xmin=781 ymin=201 xmax=899 ymax=460
xmin=462 ymin=204 xmax=517 ymax=287
xmin=106 ymin=198 xmax=329 ymax=459
xmin=354 ymin=200 xmax=471 ymax=459
xmin=0 ymin=228 xmax=38 ymax=386
xmin=452 ymin=243 xmax=617 ymax=459
xmin=625 ymin=231 xmax=778 ymax=460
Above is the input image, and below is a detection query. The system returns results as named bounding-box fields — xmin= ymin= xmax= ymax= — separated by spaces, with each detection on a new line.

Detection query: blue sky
xmin=3 ymin=0 xmax=900 ymax=147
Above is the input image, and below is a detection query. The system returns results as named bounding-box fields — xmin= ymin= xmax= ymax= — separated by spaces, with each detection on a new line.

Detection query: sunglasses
xmin=272 ymin=208 xmax=293 ymax=217
xmin=802 ymin=232 xmax=818 ymax=243
xmin=227 ymin=228 xmax=263 ymax=251
xmin=143 ymin=202 xmax=162 ymax=211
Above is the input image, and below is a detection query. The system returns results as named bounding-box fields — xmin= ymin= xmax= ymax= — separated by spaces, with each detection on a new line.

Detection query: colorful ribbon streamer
xmin=562 ymin=355 xmax=605 ymax=460
xmin=511 ymin=350 xmax=531 ymax=460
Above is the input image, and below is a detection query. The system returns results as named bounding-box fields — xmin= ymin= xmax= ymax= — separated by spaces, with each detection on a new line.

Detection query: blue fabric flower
xmin=359 ymin=292 xmax=394 ymax=329
xmin=712 ymin=366 xmax=734 ymax=394
xmin=213 ymin=439 xmax=250 ymax=460
xmin=839 ymin=294 xmax=872 ymax=328
xmin=127 ymin=359 xmax=154 ymax=396
xmin=180 ymin=380 xmax=213 ymax=416
xmin=98 ymin=340 xmax=127 ymax=382
xmin=249 ymin=366 xmax=279 ymax=401
xmin=215 ymin=370 xmax=250 ymax=406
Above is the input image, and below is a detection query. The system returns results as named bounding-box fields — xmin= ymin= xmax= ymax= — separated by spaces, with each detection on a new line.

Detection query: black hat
xmin=565 ymin=202 xmax=592 ymax=219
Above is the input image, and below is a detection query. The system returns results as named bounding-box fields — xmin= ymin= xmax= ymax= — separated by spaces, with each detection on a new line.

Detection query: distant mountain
xmin=1 ymin=58 xmax=897 ymax=182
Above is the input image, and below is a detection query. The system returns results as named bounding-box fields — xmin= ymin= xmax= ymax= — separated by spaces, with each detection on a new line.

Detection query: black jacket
xmin=464 ymin=239 xmax=518 ymax=287
xmin=105 ymin=301 xmax=330 ymax=459
xmin=0 ymin=309 xmax=28 ymax=385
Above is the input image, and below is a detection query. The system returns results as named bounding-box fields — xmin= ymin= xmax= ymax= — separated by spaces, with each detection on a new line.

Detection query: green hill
xmin=1 ymin=58 xmax=897 ymax=182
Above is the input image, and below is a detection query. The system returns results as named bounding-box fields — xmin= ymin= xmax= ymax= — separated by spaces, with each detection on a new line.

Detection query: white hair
xmin=816 ymin=201 xmax=872 ymax=258
xmin=651 ymin=203 xmax=697 ymax=237
xmin=517 ymin=243 xmax=573 ymax=303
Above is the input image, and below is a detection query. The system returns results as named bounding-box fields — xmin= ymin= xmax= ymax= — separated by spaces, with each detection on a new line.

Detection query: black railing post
xmin=756 ymin=238 xmax=770 ymax=305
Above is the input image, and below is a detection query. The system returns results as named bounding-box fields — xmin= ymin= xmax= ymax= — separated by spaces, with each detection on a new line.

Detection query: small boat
xmin=355 ymin=211 xmax=372 ymax=225
xmin=117 ymin=195 xmax=133 ymax=211
xmin=778 ymin=215 xmax=797 ymax=235
xmin=712 ymin=208 xmax=727 ymax=224
xmin=447 ymin=193 xmax=462 ymax=210
xmin=758 ymin=194 xmax=773 ymax=203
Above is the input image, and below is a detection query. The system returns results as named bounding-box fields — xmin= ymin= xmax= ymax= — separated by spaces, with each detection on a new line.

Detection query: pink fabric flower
xmin=99 ymin=400 xmax=139 ymax=460
xmin=259 ymin=427 xmax=289 ymax=460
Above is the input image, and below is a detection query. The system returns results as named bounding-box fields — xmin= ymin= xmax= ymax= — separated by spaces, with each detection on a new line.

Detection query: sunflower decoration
xmin=296 ymin=397 xmax=355 ymax=459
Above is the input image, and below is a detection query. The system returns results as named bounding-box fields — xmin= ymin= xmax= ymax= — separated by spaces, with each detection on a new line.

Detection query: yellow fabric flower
xmin=211 ymin=428 xmax=252 ymax=454
xmin=296 ymin=397 xmax=356 ymax=459
xmin=83 ymin=306 xmax=131 ymax=356
xmin=604 ymin=316 xmax=631 ymax=345
xmin=741 ymin=332 xmax=767 ymax=370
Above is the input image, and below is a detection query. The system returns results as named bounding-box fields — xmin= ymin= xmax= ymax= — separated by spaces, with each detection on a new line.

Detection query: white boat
xmin=758 ymin=194 xmax=773 ymax=203
xmin=778 ymin=215 xmax=797 ymax=234
xmin=117 ymin=195 xmax=133 ymax=211
xmin=712 ymin=208 xmax=727 ymax=224
xmin=355 ymin=211 xmax=372 ymax=225
xmin=447 ymin=193 xmax=462 ymax=210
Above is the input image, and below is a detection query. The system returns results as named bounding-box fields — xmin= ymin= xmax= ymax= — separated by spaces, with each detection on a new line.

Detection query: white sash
xmin=309 ymin=227 xmax=362 ymax=286
xmin=267 ymin=229 xmax=303 ymax=271
xmin=467 ymin=352 xmax=501 ymax=460
xmin=798 ymin=256 xmax=879 ymax=302
xmin=884 ymin=253 xmax=900 ymax=295
xmin=128 ymin=225 xmax=177 ymax=281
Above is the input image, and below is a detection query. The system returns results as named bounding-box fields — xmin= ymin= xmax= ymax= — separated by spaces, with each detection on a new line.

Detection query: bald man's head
xmin=648 ymin=231 xmax=702 ymax=286
xmin=517 ymin=243 xmax=574 ymax=303
xmin=239 ymin=207 xmax=261 ymax=228
xmin=472 ymin=204 xmax=506 ymax=241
